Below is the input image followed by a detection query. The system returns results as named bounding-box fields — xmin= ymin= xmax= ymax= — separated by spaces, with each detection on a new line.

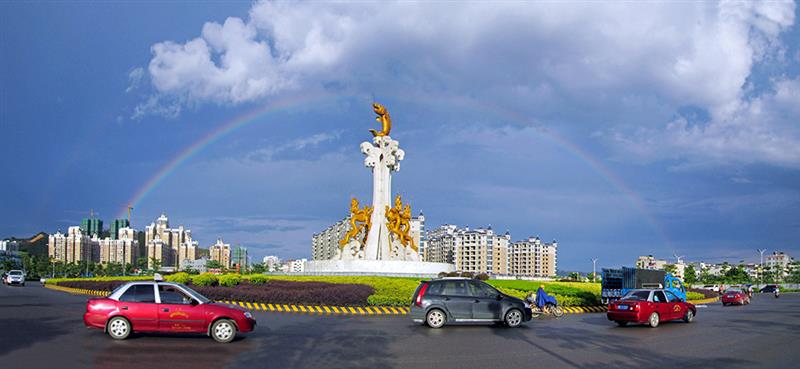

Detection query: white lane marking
xmin=695 ymin=305 xmax=708 ymax=308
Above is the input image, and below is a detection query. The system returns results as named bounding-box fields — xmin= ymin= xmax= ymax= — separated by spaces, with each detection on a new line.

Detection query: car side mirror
xmin=495 ymin=294 xmax=503 ymax=301
xmin=190 ymin=299 xmax=199 ymax=306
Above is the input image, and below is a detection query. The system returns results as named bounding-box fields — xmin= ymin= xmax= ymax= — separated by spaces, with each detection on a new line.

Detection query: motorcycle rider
xmin=774 ymin=286 xmax=780 ymax=298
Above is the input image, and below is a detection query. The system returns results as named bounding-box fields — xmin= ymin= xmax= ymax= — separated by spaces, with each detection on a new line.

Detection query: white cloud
xmin=246 ymin=131 xmax=341 ymax=162
xmin=125 ymin=67 xmax=144 ymax=93
xmin=137 ymin=0 xmax=798 ymax=167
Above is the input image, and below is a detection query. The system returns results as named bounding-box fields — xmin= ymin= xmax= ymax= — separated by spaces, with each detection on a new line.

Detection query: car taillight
xmin=415 ymin=283 xmax=429 ymax=307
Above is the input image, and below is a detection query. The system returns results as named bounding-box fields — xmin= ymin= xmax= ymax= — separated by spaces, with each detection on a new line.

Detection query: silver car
xmin=4 ymin=270 xmax=25 ymax=286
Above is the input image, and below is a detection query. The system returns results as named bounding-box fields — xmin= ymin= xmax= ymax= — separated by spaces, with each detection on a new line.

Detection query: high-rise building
xmin=146 ymin=236 xmax=170 ymax=269
xmin=209 ymin=239 xmax=231 ymax=268
xmin=423 ymin=225 xmax=509 ymax=275
xmin=109 ymin=219 xmax=130 ymax=240
xmin=98 ymin=227 xmax=139 ymax=265
xmin=143 ymin=214 xmax=197 ymax=268
xmin=311 ymin=213 xmax=424 ymax=261
xmin=80 ymin=217 xmax=104 ymax=237
xmin=48 ymin=231 xmax=67 ymax=261
xmin=232 ymin=246 xmax=248 ymax=271
xmin=55 ymin=226 xmax=98 ymax=263
xmin=509 ymin=237 xmax=557 ymax=277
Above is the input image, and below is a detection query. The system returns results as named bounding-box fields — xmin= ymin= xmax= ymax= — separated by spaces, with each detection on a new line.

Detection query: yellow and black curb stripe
xmin=688 ymin=297 xmax=720 ymax=305
xmin=46 ymin=284 xmax=107 ymax=296
xmin=563 ymin=306 xmax=607 ymax=314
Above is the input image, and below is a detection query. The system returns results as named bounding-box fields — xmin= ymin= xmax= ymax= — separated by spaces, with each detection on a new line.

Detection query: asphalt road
xmin=1 ymin=284 xmax=798 ymax=369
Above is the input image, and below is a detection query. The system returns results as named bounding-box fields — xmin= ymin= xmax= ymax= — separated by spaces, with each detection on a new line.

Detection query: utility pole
xmin=591 ymin=258 xmax=598 ymax=282
xmin=757 ymin=249 xmax=766 ymax=287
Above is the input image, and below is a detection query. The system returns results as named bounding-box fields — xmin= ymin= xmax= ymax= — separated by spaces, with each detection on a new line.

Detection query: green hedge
xmin=686 ymin=291 xmax=706 ymax=300
xmin=248 ymin=274 xmax=268 ymax=284
xmin=165 ymin=272 xmax=192 ymax=284
xmin=218 ymin=274 xmax=242 ymax=287
xmin=192 ymin=273 xmax=218 ymax=287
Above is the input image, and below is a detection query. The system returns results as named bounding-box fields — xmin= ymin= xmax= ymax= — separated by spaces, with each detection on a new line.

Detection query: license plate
xmin=727 ymin=295 xmax=735 ymax=298
xmin=617 ymin=305 xmax=628 ymax=310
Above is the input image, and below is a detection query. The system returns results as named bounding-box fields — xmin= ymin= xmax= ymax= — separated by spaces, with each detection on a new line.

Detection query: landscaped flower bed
xmin=56 ymin=279 xmax=375 ymax=306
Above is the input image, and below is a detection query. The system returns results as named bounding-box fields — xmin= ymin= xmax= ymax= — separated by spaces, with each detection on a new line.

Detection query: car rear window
xmin=621 ymin=290 xmax=650 ymax=301
xmin=426 ymin=282 xmax=444 ymax=295
xmin=119 ymin=285 xmax=156 ymax=303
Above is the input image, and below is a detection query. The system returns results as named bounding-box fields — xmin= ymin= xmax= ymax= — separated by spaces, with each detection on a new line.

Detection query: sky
xmin=1 ymin=1 xmax=799 ymax=271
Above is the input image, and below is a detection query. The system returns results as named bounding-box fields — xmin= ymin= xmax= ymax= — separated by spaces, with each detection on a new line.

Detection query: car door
xmin=117 ymin=284 xmax=159 ymax=332
xmin=440 ymin=280 xmax=473 ymax=320
xmin=469 ymin=281 xmax=502 ymax=320
xmin=156 ymin=284 xmax=207 ymax=333
xmin=665 ymin=290 xmax=684 ymax=320
xmin=652 ymin=291 xmax=672 ymax=320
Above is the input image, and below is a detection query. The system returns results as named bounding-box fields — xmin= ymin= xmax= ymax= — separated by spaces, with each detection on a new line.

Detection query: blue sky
xmin=2 ymin=1 xmax=799 ymax=271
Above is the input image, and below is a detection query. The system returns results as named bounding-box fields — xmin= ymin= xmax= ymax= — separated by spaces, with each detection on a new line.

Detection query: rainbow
xmin=119 ymin=92 xmax=671 ymax=249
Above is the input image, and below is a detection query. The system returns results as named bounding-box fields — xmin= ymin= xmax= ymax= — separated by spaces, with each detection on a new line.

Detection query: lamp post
xmin=591 ymin=258 xmax=598 ymax=282
xmin=757 ymin=249 xmax=766 ymax=287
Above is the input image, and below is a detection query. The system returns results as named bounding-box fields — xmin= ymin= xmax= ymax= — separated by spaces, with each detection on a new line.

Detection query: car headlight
xmin=244 ymin=311 xmax=253 ymax=319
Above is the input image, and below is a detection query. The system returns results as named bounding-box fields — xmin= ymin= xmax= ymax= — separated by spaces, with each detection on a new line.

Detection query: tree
xmin=684 ymin=265 xmax=697 ymax=285
xmin=567 ymin=272 xmax=582 ymax=281
xmin=206 ymin=260 xmax=223 ymax=270
xmin=723 ymin=265 xmax=750 ymax=284
xmin=149 ymin=257 xmax=161 ymax=273
xmin=664 ymin=264 xmax=677 ymax=275
xmin=788 ymin=262 xmax=800 ymax=283
xmin=250 ymin=262 xmax=266 ymax=274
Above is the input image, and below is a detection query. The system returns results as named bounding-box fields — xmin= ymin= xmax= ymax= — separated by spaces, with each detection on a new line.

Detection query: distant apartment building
xmin=766 ymin=251 xmax=794 ymax=278
xmin=509 ymin=237 xmax=557 ymax=278
xmin=144 ymin=214 xmax=197 ymax=269
xmin=182 ymin=256 xmax=209 ymax=273
xmin=311 ymin=213 xmax=424 ymax=260
xmin=109 ymin=219 xmax=130 ymax=240
xmin=0 ymin=240 xmax=20 ymax=252
xmin=636 ymin=255 xmax=668 ymax=270
xmin=232 ymin=246 xmax=248 ymax=271
xmin=289 ymin=258 xmax=307 ymax=273
xmin=209 ymin=239 xmax=232 ymax=268
xmin=49 ymin=226 xmax=97 ymax=263
xmin=80 ymin=217 xmax=104 ymax=237
xmin=98 ymin=227 xmax=139 ymax=265
xmin=423 ymin=225 xmax=519 ymax=276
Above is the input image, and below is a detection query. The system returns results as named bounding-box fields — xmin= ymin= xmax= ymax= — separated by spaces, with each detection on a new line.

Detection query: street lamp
xmin=757 ymin=249 xmax=766 ymax=287
xmin=591 ymin=258 xmax=598 ymax=282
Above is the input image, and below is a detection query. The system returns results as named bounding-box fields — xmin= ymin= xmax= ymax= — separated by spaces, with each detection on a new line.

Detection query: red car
xmin=721 ymin=288 xmax=750 ymax=306
xmin=607 ymin=289 xmax=696 ymax=328
xmin=84 ymin=279 xmax=256 ymax=343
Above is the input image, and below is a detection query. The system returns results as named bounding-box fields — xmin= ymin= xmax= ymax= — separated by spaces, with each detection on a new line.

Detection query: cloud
xmin=138 ymin=0 xmax=798 ymax=166
xmin=246 ymin=131 xmax=342 ymax=162
xmin=125 ymin=67 xmax=144 ymax=93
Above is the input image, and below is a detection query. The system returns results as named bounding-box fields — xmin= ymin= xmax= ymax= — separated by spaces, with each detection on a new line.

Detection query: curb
xmin=688 ymin=297 xmax=720 ymax=305
xmin=44 ymin=284 xmax=409 ymax=315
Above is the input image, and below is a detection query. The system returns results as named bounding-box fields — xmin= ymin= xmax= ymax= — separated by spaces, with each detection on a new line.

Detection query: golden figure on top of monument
xmin=340 ymin=197 xmax=373 ymax=249
xmin=369 ymin=102 xmax=392 ymax=137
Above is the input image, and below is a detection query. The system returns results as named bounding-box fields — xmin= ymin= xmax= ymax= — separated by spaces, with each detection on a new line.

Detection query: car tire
xmin=684 ymin=310 xmax=694 ymax=323
xmin=107 ymin=317 xmax=131 ymax=340
xmin=615 ymin=320 xmax=628 ymax=327
xmin=505 ymin=309 xmax=523 ymax=328
xmin=552 ymin=306 xmax=564 ymax=318
xmin=426 ymin=309 xmax=446 ymax=329
xmin=647 ymin=312 xmax=660 ymax=328
xmin=210 ymin=319 xmax=237 ymax=343
xmin=722 ymin=302 xmax=728 ymax=306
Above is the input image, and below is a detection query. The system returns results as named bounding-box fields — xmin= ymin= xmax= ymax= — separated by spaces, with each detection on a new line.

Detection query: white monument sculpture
xmin=306 ymin=103 xmax=454 ymax=275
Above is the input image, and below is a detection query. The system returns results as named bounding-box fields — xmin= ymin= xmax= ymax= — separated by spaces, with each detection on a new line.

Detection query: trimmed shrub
xmin=475 ymin=273 xmax=490 ymax=281
xmin=192 ymin=280 xmax=374 ymax=306
xmin=460 ymin=272 xmax=475 ymax=278
xmin=686 ymin=291 xmax=706 ymax=300
xmin=446 ymin=272 xmax=460 ymax=277
xmin=437 ymin=272 xmax=448 ymax=278
xmin=218 ymin=274 xmax=242 ymax=287
xmin=688 ymin=288 xmax=716 ymax=299
xmin=248 ymin=275 xmax=268 ymax=285
xmin=192 ymin=273 xmax=219 ymax=287
xmin=166 ymin=272 xmax=192 ymax=284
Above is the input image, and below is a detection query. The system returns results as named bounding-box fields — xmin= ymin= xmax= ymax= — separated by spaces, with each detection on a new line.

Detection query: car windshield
xmin=172 ymin=283 xmax=210 ymax=304
xmin=621 ymin=291 xmax=650 ymax=301
xmin=9 ymin=271 xmax=23 ymax=275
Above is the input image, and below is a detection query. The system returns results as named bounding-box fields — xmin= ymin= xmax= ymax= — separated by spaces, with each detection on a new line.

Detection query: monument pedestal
xmin=306 ymin=260 xmax=455 ymax=277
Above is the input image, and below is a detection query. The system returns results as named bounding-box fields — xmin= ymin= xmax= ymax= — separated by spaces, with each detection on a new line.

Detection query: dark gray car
xmin=409 ymin=278 xmax=533 ymax=328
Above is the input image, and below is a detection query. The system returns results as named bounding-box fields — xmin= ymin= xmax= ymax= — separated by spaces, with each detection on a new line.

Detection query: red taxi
xmin=83 ymin=277 xmax=256 ymax=343
xmin=721 ymin=288 xmax=750 ymax=306
xmin=607 ymin=289 xmax=696 ymax=328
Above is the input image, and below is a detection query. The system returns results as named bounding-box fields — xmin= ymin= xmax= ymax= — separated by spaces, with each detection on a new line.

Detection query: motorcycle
xmin=526 ymin=293 xmax=564 ymax=318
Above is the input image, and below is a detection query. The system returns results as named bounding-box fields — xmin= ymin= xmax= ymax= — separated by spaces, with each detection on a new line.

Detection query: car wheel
xmin=552 ymin=306 xmax=564 ymax=318
xmin=648 ymin=312 xmax=660 ymax=328
xmin=684 ymin=310 xmax=694 ymax=323
xmin=211 ymin=319 xmax=237 ymax=343
xmin=426 ymin=309 xmax=446 ymax=329
xmin=615 ymin=320 xmax=628 ymax=327
xmin=505 ymin=309 xmax=523 ymax=328
xmin=107 ymin=317 xmax=131 ymax=340
xmin=722 ymin=302 xmax=728 ymax=306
